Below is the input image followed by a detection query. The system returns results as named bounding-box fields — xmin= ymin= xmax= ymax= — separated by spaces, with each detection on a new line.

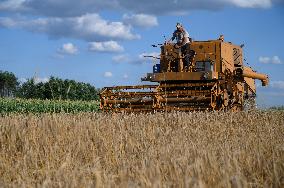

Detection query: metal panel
xmin=149 ymin=72 xmax=218 ymax=81
xmin=221 ymin=42 xmax=234 ymax=73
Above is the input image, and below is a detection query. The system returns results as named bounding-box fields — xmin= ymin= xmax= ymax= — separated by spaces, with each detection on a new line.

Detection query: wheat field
xmin=0 ymin=111 xmax=283 ymax=187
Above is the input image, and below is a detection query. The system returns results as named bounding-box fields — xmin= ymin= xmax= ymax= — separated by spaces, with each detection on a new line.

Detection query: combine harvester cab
xmin=100 ymin=36 xmax=269 ymax=112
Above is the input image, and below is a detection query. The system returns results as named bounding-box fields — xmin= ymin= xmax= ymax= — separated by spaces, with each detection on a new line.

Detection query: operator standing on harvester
xmin=170 ymin=23 xmax=190 ymax=48
xmin=170 ymin=23 xmax=194 ymax=70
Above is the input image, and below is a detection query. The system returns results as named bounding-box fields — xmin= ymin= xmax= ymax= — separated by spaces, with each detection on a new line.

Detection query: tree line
xmin=0 ymin=70 xmax=100 ymax=101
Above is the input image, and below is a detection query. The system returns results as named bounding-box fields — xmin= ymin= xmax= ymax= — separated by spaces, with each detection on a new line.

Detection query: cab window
xmin=195 ymin=61 xmax=213 ymax=72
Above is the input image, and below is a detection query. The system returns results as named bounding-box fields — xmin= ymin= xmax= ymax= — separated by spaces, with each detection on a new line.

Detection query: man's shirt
xmin=172 ymin=29 xmax=190 ymax=45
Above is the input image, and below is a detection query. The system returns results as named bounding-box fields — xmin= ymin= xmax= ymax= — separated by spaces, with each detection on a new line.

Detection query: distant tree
xmin=16 ymin=79 xmax=44 ymax=99
xmin=0 ymin=71 xmax=19 ymax=97
xmin=17 ymin=76 xmax=99 ymax=101
xmin=269 ymin=106 xmax=284 ymax=111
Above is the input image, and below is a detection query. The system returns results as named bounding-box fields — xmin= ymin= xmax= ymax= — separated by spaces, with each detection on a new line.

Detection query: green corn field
xmin=0 ymin=98 xmax=100 ymax=114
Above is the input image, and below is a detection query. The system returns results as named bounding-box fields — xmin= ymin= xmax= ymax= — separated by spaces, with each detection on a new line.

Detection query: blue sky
xmin=0 ymin=0 xmax=283 ymax=107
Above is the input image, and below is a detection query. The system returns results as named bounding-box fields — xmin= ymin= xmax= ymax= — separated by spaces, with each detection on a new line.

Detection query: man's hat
xmin=176 ymin=22 xmax=182 ymax=28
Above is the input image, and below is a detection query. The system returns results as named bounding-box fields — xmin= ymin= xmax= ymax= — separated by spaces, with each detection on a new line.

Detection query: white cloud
xmin=117 ymin=0 xmax=273 ymax=15
xmin=270 ymin=81 xmax=284 ymax=89
xmin=258 ymin=56 xmax=282 ymax=64
xmin=130 ymin=52 xmax=160 ymax=64
xmin=271 ymin=56 xmax=282 ymax=64
xmin=88 ymin=41 xmax=124 ymax=53
xmin=123 ymin=74 xmax=129 ymax=79
xmin=0 ymin=14 xmax=140 ymax=41
xmin=21 ymin=0 xmax=119 ymax=17
xmin=0 ymin=0 xmax=27 ymax=11
xmin=112 ymin=54 xmax=130 ymax=63
xmin=112 ymin=52 xmax=160 ymax=64
xmin=123 ymin=14 xmax=158 ymax=28
xmin=231 ymin=0 xmax=272 ymax=8
xmin=259 ymin=56 xmax=270 ymax=64
xmin=0 ymin=0 xmax=275 ymax=17
xmin=0 ymin=17 xmax=20 ymax=27
xmin=52 ymin=53 xmax=65 ymax=59
xmin=259 ymin=56 xmax=282 ymax=64
xmin=0 ymin=0 xmax=276 ymax=47
xmin=104 ymin=71 xmax=113 ymax=78
xmin=58 ymin=43 xmax=78 ymax=55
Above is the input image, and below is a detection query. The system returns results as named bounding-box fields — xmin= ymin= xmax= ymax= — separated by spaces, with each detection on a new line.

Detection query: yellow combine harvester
xmin=100 ymin=35 xmax=268 ymax=112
